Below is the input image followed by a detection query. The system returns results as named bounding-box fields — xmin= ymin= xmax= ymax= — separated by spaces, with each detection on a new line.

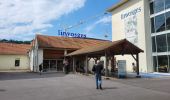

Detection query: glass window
xmin=15 ymin=59 xmax=20 ymax=67
xmin=158 ymin=55 xmax=168 ymax=73
xmin=167 ymin=33 xmax=170 ymax=51
xmin=156 ymin=34 xmax=167 ymax=52
xmin=166 ymin=11 xmax=170 ymax=30
xmin=152 ymin=37 xmax=156 ymax=52
xmin=150 ymin=2 xmax=154 ymax=14
xmin=168 ymin=55 xmax=170 ymax=72
xmin=153 ymin=56 xmax=158 ymax=72
xmin=154 ymin=0 xmax=165 ymax=13
xmin=155 ymin=14 xmax=165 ymax=32
xmin=151 ymin=17 xmax=155 ymax=33
xmin=165 ymin=0 xmax=170 ymax=9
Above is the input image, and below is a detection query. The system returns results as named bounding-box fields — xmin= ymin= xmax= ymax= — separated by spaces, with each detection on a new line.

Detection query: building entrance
xmin=43 ymin=59 xmax=64 ymax=72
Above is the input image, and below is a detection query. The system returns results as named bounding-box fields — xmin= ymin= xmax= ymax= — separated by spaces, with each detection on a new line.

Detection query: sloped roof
xmin=67 ymin=39 xmax=143 ymax=56
xmin=0 ymin=43 xmax=31 ymax=55
xmin=107 ymin=0 xmax=129 ymax=12
xmin=37 ymin=35 xmax=111 ymax=49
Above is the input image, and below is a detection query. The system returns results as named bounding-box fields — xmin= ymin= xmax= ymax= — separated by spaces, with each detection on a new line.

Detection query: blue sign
xmin=121 ymin=7 xmax=141 ymax=20
xmin=58 ymin=30 xmax=86 ymax=38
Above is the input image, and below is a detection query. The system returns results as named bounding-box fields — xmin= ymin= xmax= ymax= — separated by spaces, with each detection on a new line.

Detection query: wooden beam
xmin=85 ymin=55 xmax=88 ymax=74
xmin=72 ymin=56 xmax=75 ymax=73
xmin=105 ymin=51 xmax=109 ymax=77
xmin=136 ymin=53 xmax=141 ymax=78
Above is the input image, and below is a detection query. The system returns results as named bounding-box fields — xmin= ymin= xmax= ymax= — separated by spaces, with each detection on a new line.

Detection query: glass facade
xmin=165 ymin=0 xmax=170 ymax=9
xmin=166 ymin=12 xmax=170 ymax=30
xmin=150 ymin=0 xmax=170 ymax=73
xmin=158 ymin=55 xmax=168 ymax=73
xmin=156 ymin=34 xmax=167 ymax=52
xmin=155 ymin=14 xmax=165 ymax=32
xmin=150 ymin=0 xmax=170 ymax=14
xmin=152 ymin=37 xmax=156 ymax=52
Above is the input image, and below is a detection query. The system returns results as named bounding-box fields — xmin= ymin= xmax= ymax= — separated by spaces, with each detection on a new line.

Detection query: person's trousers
xmin=95 ymin=74 xmax=102 ymax=88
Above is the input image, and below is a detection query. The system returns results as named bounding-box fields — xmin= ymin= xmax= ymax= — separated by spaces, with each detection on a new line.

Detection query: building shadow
xmin=0 ymin=72 xmax=67 ymax=81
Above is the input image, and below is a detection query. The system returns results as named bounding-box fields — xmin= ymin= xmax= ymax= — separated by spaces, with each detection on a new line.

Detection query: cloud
xmin=0 ymin=0 xmax=86 ymax=40
xmin=85 ymin=15 xmax=112 ymax=33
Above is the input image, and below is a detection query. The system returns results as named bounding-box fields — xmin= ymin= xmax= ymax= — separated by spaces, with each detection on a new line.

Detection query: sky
xmin=0 ymin=0 xmax=120 ymax=41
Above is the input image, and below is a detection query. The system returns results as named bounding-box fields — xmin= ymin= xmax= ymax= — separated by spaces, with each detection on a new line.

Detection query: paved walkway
xmin=0 ymin=72 xmax=170 ymax=100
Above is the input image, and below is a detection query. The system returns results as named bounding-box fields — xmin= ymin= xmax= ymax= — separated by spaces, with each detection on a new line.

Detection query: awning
xmin=66 ymin=39 xmax=144 ymax=56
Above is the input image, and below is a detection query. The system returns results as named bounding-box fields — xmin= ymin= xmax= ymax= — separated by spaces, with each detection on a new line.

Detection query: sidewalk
xmin=127 ymin=72 xmax=170 ymax=78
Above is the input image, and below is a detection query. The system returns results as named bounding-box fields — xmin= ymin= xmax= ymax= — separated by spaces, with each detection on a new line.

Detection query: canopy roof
xmin=66 ymin=39 xmax=143 ymax=57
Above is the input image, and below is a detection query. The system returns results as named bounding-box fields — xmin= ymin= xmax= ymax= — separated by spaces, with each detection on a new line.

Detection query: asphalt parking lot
xmin=0 ymin=72 xmax=170 ymax=100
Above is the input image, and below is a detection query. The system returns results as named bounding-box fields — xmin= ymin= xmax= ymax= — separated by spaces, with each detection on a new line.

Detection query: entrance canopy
xmin=66 ymin=39 xmax=143 ymax=57
xmin=66 ymin=39 xmax=144 ymax=77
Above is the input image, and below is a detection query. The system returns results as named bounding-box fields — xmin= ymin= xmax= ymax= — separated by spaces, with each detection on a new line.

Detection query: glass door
xmin=43 ymin=60 xmax=50 ymax=72
xmin=57 ymin=60 xmax=64 ymax=72
xmin=50 ymin=60 xmax=57 ymax=71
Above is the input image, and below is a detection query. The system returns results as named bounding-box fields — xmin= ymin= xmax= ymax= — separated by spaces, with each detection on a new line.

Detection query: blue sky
xmin=0 ymin=0 xmax=120 ymax=41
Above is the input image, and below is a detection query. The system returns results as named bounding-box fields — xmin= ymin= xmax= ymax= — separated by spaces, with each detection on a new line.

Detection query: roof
xmin=37 ymin=35 xmax=111 ymax=49
xmin=0 ymin=43 xmax=31 ymax=55
xmin=107 ymin=0 xmax=129 ymax=12
xmin=67 ymin=39 xmax=143 ymax=56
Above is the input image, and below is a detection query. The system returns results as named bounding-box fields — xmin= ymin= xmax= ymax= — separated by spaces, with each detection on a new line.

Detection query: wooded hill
xmin=0 ymin=39 xmax=31 ymax=44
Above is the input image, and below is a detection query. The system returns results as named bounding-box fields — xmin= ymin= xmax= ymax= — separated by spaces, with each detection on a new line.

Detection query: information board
xmin=117 ymin=60 xmax=126 ymax=78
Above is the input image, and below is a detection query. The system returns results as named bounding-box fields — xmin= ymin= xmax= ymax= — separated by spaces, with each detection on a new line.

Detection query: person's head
xmin=132 ymin=62 xmax=135 ymax=65
xmin=97 ymin=60 xmax=100 ymax=64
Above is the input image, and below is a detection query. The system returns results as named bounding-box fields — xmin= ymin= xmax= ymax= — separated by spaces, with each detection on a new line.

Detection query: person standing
xmin=63 ymin=59 xmax=69 ymax=74
xmin=132 ymin=62 xmax=136 ymax=72
xmin=92 ymin=60 xmax=103 ymax=90
xmin=39 ymin=63 xmax=43 ymax=75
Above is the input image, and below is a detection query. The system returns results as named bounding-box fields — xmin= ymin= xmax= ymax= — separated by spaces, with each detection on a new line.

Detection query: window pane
xmin=155 ymin=14 xmax=165 ymax=32
xmin=167 ymin=33 xmax=170 ymax=51
xmin=168 ymin=55 xmax=170 ymax=72
xmin=166 ymin=11 xmax=170 ymax=30
xmin=150 ymin=2 xmax=154 ymax=14
xmin=154 ymin=0 xmax=165 ymax=13
xmin=156 ymin=34 xmax=167 ymax=52
xmin=158 ymin=55 xmax=168 ymax=73
xmin=165 ymin=0 xmax=170 ymax=9
xmin=151 ymin=17 xmax=155 ymax=33
xmin=15 ymin=60 xmax=20 ymax=67
xmin=153 ymin=56 xmax=158 ymax=72
xmin=152 ymin=37 xmax=156 ymax=52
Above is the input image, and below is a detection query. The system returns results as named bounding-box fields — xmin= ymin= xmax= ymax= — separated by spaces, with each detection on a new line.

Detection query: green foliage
xmin=0 ymin=39 xmax=31 ymax=44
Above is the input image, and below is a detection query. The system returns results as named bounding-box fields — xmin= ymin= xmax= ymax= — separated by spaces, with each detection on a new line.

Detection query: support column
xmin=105 ymin=51 xmax=108 ymax=77
xmin=64 ymin=50 xmax=67 ymax=56
xmin=136 ymin=53 xmax=141 ymax=78
xmin=73 ymin=56 xmax=75 ymax=73
xmin=85 ymin=55 xmax=88 ymax=74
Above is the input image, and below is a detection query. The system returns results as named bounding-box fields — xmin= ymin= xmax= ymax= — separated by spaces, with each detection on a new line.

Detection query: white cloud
xmin=85 ymin=15 xmax=112 ymax=33
xmin=0 ymin=0 xmax=86 ymax=40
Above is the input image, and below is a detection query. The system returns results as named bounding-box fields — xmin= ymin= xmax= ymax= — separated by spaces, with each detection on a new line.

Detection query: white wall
xmin=0 ymin=55 xmax=30 ymax=70
xmin=29 ymin=50 xmax=34 ymax=71
xmin=111 ymin=0 xmax=149 ymax=72
xmin=32 ymin=38 xmax=44 ymax=72
xmin=38 ymin=49 xmax=43 ymax=66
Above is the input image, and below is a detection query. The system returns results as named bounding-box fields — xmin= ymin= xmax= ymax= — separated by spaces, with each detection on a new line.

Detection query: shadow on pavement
xmin=0 ymin=72 xmax=66 ymax=81
xmin=102 ymin=87 xmax=118 ymax=90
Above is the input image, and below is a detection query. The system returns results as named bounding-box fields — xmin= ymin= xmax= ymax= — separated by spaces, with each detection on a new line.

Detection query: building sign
xmin=121 ymin=7 xmax=141 ymax=20
xmin=58 ymin=30 xmax=86 ymax=38
xmin=122 ymin=7 xmax=142 ymax=45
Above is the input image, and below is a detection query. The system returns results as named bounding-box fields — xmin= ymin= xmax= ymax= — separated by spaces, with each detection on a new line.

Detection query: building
xmin=107 ymin=0 xmax=170 ymax=73
xmin=30 ymin=35 xmax=111 ymax=72
xmin=0 ymin=43 xmax=31 ymax=71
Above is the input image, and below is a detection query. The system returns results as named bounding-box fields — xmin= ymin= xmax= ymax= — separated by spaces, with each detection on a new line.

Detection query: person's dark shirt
xmin=92 ymin=63 xmax=103 ymax=75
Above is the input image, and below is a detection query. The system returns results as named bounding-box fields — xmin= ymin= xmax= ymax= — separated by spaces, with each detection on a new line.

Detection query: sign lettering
xmin=58 ymin=30 xmax=86 ymax=38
